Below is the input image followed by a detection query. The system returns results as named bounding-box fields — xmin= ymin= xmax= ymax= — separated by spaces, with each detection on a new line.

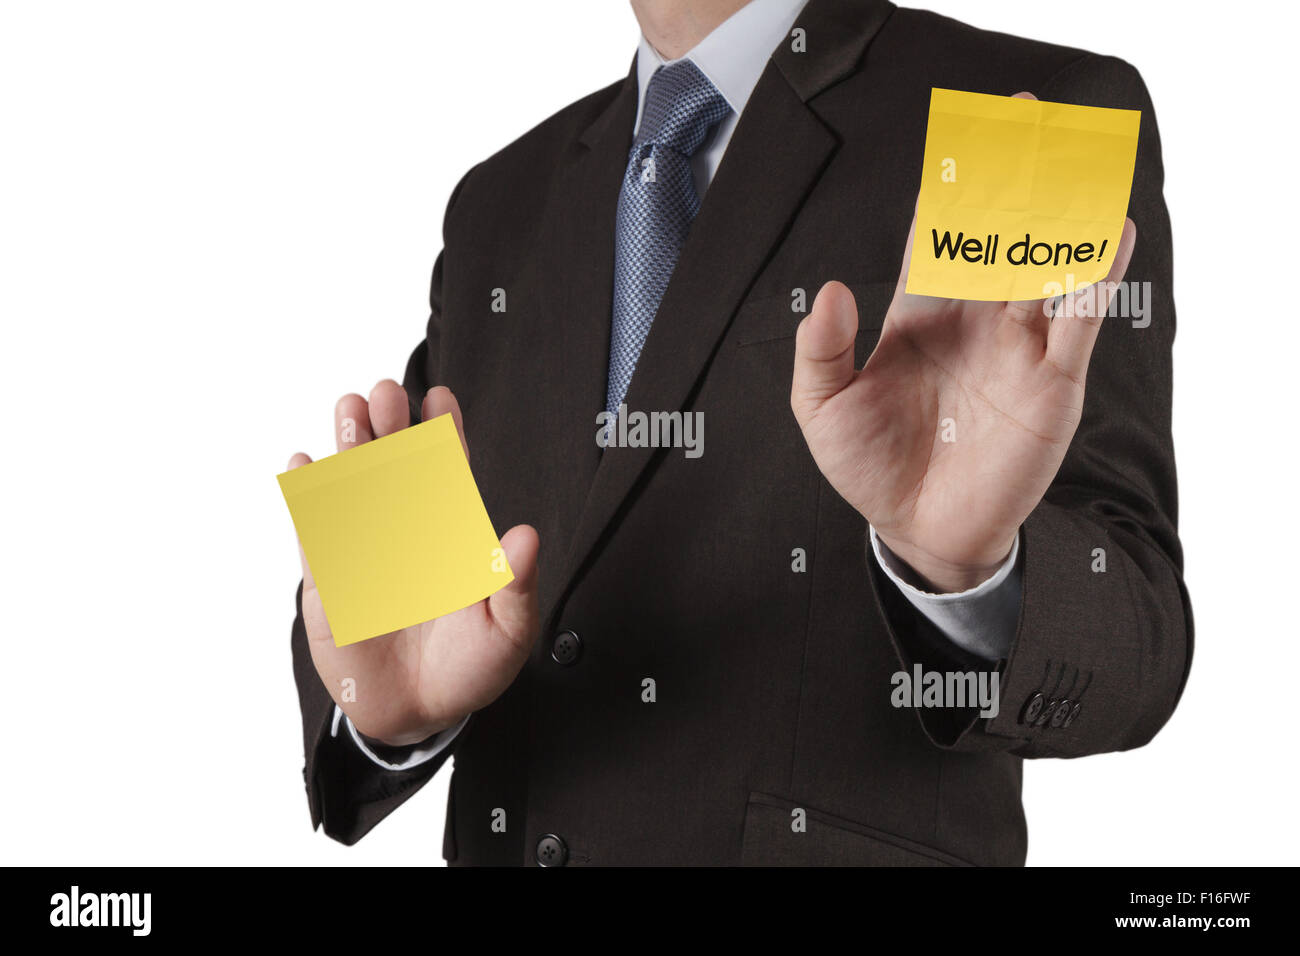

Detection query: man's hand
xmin=288 ymin=381 xmax=540 ymax=746
xmin=791 ymin=110 xmax=1137 ymax=593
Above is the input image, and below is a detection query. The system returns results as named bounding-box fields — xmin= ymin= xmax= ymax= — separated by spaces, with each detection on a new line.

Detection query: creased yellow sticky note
xmin=906 ymin=88 xmax=1140 ymax=302
xmin=277 ymin=414 xmax=513 ymax=647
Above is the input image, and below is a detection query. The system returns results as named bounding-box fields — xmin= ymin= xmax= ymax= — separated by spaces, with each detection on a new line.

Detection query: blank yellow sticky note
xmin=906 ymin=88 xmax=1140 ymax=302
xmin=277 ymin=414 xmax=513 ymax=647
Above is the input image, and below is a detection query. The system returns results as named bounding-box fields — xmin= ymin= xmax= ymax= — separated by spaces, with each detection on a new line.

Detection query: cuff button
xmin=1062 ymin=701 xmax=1082 ymax=728
xmin=1020 ymin=692 xmax=1045 ymax=725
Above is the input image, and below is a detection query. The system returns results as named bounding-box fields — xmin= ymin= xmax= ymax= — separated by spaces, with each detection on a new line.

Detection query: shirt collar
xmin=634 ymin=0 xmax=809 ymax=135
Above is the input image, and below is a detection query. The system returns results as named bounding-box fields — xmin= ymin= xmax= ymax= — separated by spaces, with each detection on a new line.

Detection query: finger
xmin=422 ymin=385 xmax=470 ymax=461
xmin=1011 ymin=91 xmax=1037 ymax=100
xmin=335 ymin=393 xmax=374 ymax=452
xmin=486 ymin=524 xmax=541 ymax=649
xmin=1003 ymin=291 xmax=1053 ymax=336
xmin=368 ymin=379 xmax=409 ymax=439
xmin=288 ymin=452 xmax=335 ymax=646
xmin=286 ymin=452 xmax=317 ymax=591
xmin=1046 ymin=217 xmax=1137 ymax=383
xmin=791 ymin=281 xmax=859 ymax=421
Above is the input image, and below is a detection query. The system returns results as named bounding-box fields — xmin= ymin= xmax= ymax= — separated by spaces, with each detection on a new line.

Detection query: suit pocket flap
xmin=733 ymin=281 xmax=896 ymax=346
xmin=741 ymin=792 xmax=973 ymax=867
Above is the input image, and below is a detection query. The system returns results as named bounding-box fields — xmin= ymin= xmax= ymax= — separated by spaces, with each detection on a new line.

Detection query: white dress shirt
xmin=340 ymin=0 xmax=1022 ymax=770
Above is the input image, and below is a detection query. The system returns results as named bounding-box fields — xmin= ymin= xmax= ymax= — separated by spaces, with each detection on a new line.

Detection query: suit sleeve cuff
xmin=869 ymin=526 xmax=1021 ymax=662
xmin=331 ymin=706 xmax=469 ymax=772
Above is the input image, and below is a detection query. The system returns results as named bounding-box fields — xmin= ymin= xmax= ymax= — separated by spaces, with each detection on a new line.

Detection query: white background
xmin=1 ymin=0 xmax=1294 ymax=866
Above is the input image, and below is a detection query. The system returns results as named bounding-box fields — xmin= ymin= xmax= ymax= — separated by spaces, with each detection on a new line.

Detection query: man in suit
xmin=287 ymin=0 xmax=1191 ymax=865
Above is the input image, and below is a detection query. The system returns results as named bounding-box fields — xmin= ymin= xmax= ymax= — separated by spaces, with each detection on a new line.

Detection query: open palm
xmin=791 ymin=211 xmax=1136 ymax=592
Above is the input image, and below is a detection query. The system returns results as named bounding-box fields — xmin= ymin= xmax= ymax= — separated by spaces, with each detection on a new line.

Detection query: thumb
xmin=487 ymin=523 xmax=540 ymax=645
xmin=791 ymin=281 xmax=859 ymax=423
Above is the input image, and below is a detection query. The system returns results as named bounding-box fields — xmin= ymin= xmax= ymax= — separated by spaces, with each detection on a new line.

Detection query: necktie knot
xmin=636 ymin=60 xmax=731 ymax=157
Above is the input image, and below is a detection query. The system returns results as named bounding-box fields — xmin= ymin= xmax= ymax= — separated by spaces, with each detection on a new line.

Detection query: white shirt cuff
xmin=869 ymin=526 xmax=1021 ymax=662
xmin=331 ymin=705 xmax=469 ymax=771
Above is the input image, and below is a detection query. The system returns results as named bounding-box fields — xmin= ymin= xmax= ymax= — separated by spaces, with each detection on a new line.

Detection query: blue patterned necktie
xmin=605 ymin=60 xmax=731 ymax=419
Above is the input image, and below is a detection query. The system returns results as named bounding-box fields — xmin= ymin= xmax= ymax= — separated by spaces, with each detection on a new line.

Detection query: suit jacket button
xmin=1050 ymin=698 xmax=1072 ymax=728
xmin=551 ymin=629 xmax=583 ymax=666
xmin=1062 ymin=701 xmax=1082 ymax=727
xmin=1035 ymin=699 xmax=1059 ymax=727
xmin=1020 ymin=692 xmax=1044 ymax=724
xmin=536 ymin=834 xmax=568 ymax=867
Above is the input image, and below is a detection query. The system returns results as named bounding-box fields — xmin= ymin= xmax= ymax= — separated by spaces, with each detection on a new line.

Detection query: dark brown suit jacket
xmin=291 ymin=0 xmax=1192 ymax=865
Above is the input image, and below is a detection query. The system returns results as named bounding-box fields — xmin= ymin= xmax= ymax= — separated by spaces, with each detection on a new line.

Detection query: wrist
xmin=875 ymin=532 xmax=1016 ymax=594
xmin=352 ymin=713 xmax=465 ymax=749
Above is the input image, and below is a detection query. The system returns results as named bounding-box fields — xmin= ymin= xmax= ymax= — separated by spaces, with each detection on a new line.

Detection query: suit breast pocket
xmin=740 ymin=792 xmax=973 ymax=867
xmin=731 ymin=281 xmax=895 ymax=365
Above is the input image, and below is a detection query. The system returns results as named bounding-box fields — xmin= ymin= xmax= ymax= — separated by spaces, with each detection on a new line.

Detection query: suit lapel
xmin=546 ymin=0 xmax=896 ymax=618
xmin=528 ymin=66 xmax=637 ymax=617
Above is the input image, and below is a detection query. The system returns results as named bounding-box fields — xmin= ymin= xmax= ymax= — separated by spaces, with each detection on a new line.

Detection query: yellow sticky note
xmin=906 ymin=88 xmax=1140 ymax=302
xmin=277 ymin=414 xmax=513 ymax=647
